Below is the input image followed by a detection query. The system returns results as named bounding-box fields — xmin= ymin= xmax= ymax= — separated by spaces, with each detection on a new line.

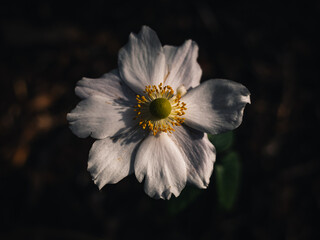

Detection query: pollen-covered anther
xmin=134 ymin=83 xmax=187 ymax=135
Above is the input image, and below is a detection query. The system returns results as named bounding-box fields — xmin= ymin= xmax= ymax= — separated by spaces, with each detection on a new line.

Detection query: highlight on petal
xmin=169 ymin=125 xmax=216 ymax=189
xmin=67 ymin=25 xmax=251 ymax=200
xmin=182 ymin=79 xmax=251 ymax=135
xmin=163 ymin=40 xmax=202 ymax=90
xmin=134 ymin=133 xmax=187 ymax=200
xmin=118 ymin=26 xmax=166 ymax=94
xmin=75 ymin=69 xmax=136 ymax=103
xmin=88 ymin=129 xmax=145 ymax=189
xmin=67 ymin=95 xmax=135 ymax=139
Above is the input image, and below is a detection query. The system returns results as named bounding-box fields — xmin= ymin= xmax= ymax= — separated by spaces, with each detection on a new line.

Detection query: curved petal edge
xmin=134 ymin=133 xmax=187 ymax=200
xmin=182 ymin=79 xmax=250 ymax=135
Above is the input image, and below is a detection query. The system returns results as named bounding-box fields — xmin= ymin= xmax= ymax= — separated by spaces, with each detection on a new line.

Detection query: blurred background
xmin=1 ymin=0 xmax=319 ymax=239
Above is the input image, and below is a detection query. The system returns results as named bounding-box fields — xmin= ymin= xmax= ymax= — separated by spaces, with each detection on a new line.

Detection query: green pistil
xmin=149 ymin=98 xmax=172 ymax=119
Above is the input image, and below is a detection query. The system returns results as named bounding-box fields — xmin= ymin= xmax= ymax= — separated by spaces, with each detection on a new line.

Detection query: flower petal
xmin=67 ymin=95 xmax=135 ymax=139
xmin=163 ymin=40 xmax=202 ymax=90
xmin=134 ymin=133 xmax=187 ymax=199
xmin=169 ymin=125 xmax=216 ymax=188
xmin=88 ymin=129 xmax=145 ymax=189
xmin=182 ymin=79 xmax=250 ymax=135
xmin=118 ymin=26 xmax=166 ymax=94
xmin=75 ymin=69 xmax=136 ymax=102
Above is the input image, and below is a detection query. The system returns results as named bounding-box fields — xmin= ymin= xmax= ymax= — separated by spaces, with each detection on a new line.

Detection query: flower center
xmin=149 ymin=98 xmax=171 ymax=119
xmin=134 ymin=83 xmax=187 ymax=135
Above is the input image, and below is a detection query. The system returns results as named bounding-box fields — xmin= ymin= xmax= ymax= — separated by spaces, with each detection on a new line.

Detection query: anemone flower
xmin=67 ymin=26 xmax=250 ymax=200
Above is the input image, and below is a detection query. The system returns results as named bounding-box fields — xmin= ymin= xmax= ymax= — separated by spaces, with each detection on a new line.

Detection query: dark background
xmin=1 ymin=0 xmax=319 ymax=239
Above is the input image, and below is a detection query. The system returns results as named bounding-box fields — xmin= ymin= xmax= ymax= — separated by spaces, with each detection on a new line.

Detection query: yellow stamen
xmin=133 ymin=83 xmax=187 ymax=135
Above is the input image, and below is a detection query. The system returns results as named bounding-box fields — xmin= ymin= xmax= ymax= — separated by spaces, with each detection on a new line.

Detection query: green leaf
xmin=215 ymin=151 xmax=241 ymax=211
xmin=208 ymin=131 xmax=234 ymax=153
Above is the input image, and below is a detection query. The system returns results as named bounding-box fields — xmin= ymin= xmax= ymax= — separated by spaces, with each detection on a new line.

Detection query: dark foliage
xmin=0 ymin=0 xmax=319 ymax=239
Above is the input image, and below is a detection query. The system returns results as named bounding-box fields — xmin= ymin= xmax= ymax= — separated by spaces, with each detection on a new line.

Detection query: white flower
xmin=67 ymin=26 xmax=250 ymax=200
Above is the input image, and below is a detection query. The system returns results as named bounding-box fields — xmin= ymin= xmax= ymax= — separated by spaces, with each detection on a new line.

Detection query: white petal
xmin=163 ymin=40 xmax=202 ymax=90
xmin=118 ymin=26 xmax=166 ymax=94
xmin=67 ymin=95 xmax=135 ymax=139
xmin=182 ymin=79 xmax=250 ymax=135
xmin=169 ymin=125 xmax=216 ymax=188
xmin=88 ymin=129 xmax=145 ymax=189
xmin=134 ymin=133 xmax=187 ymax=200
xmin=75 ymin=69 xmax=136 ymax=102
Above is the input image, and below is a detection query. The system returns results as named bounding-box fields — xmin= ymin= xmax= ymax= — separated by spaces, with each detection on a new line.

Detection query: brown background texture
xmin=0 ymin=0 xmax=319 ymax=239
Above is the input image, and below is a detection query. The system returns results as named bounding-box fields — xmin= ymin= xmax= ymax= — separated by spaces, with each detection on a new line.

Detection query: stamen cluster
xmin=134 ymin=83 xmax=187 ymax=135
